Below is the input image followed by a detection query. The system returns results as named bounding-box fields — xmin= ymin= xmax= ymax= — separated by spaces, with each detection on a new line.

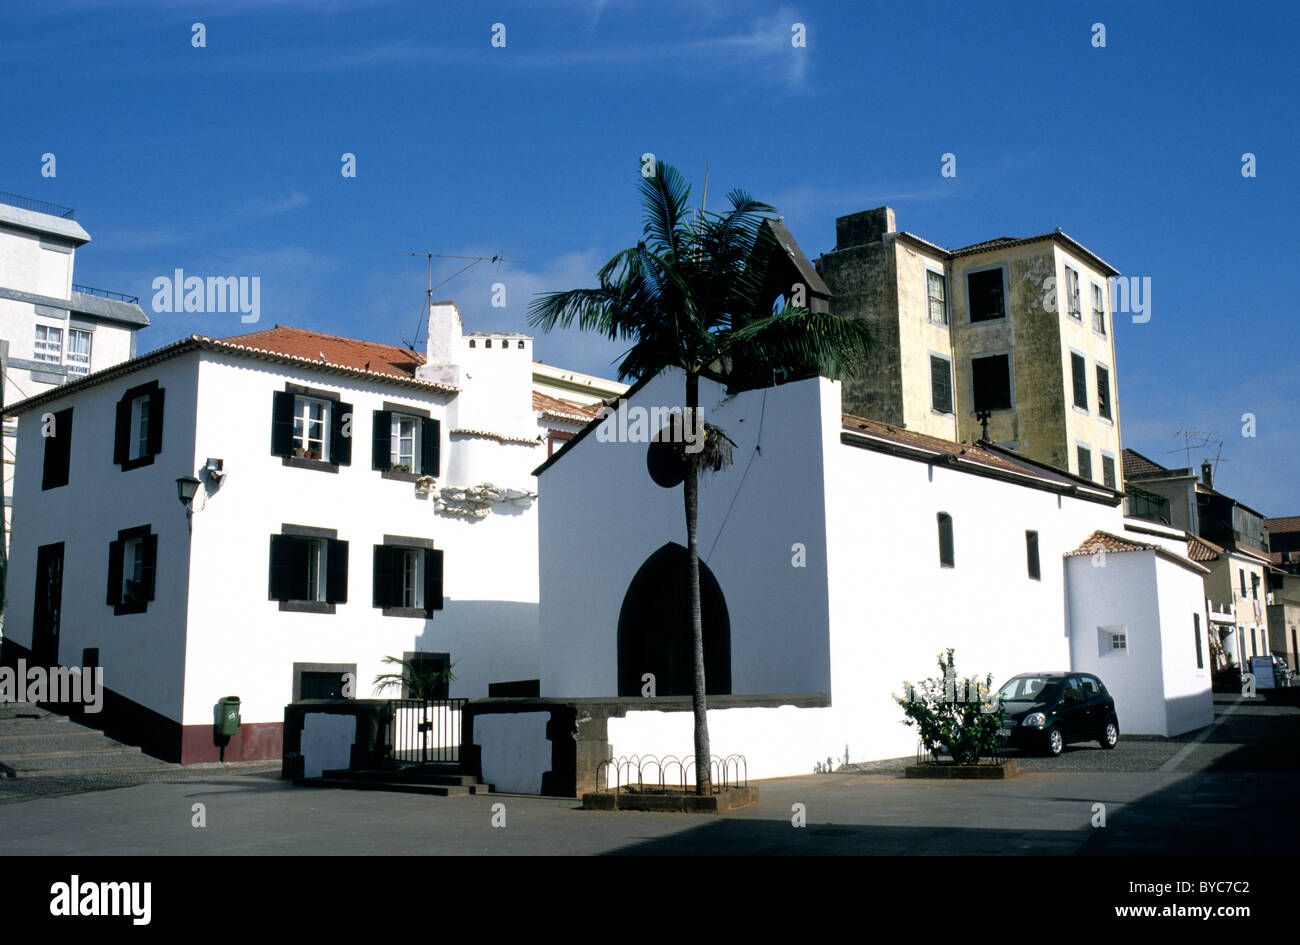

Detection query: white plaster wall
xmin=538 ymin=370 xmax=834 ymax=699
xmin=180 ymin=353 xmax=542 ymax=727
xmin=6 ymin=354 xmax=199 ymax=722
xmin=1066 ymin=552 xmax=1170 ymax=735
xmin=824 ymin=411 xmax=1126 ymax=762
xmin=474 ymin=712 xmax=551 ymax=794
xmin=1155 ymin=556 xmax=1214 ymax=735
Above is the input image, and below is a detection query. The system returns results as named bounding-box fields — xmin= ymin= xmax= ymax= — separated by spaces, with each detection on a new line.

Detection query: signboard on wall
xmin=1249 ymin=656 xmax=1276 ymax=690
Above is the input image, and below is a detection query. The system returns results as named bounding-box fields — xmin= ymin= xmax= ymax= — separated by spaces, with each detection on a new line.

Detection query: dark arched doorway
xmin=617 ymin=542 xmax=731 ymax=697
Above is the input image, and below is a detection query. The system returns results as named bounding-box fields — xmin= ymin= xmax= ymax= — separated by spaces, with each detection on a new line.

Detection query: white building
xmin=532 ymin=367 xmax=1214 ymax=782
xmin=1 ymin=301 xmax=598 ymax=763
xmin=0 ymin=192 xmax=149 ymax=559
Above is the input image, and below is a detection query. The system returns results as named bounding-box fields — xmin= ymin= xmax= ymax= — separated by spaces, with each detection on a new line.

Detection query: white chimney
xmin=416 ymin=299 xmax=462 ymax=386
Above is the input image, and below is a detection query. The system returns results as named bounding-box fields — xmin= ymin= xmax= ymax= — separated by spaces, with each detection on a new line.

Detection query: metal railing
xmin=72 ymin=284 xmax=140 ymax=305
xmin=0 ymin=191 xmax=75 ymax=219
xmin=385 ymin=698 xmax=466 ymax=765
xmin=595 ymin=753 xmax=748 ymax=795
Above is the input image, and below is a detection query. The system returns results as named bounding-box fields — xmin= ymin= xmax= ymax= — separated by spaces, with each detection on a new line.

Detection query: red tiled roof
xmin=532 ymin=391 xmax=599 ymax=424
xmin=1066 ymin=530 xmax=1208 ymax=574
xmin=1122 ymin=448 xmax=1167 ymax=478
xmin=1186 ymin=534 xmax=1224 ymax=562
xmin=220 ymin=325 xmax=426 ymax=381
xmin=1265 ymin=516 xmax=1300 ymax=534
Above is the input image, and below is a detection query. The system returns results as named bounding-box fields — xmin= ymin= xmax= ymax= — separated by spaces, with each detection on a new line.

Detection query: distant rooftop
xmin=0 ymin=190 xmax=75 ymax=219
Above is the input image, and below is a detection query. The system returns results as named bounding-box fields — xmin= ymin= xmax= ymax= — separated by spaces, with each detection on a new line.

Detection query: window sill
xmin=282 ymin=456 xmax=339 ymax=474
xmin=381 ymin=468 xmax=424 ymax=483
xmin=120 ymin=454 xmax=156 ymax=472
xmin=930 ymin=408 xmax=954 ymax=417
xmin=1072 ymin=405 xmax=1091 ymax=416
xmin=113 ymin=600 xmax=149 ymax=616
xmin=278 ymin=600 xmax=337 ymax=615
xmin=967 ymin=316 xmax=1006 ymax=325
xmin=381 ymin=606 xmax=428 ymax=618
xmin=926 ymin=318 xmax=950 ymax=329
xmin=1098 ymin=416 xmax=1114 ymax=425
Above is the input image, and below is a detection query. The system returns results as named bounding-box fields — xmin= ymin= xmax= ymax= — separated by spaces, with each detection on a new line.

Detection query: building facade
xmin=815 ymin=207 xmax=1122 ymax=486
xmin=0 ymin=192 xmax=149 ymax=564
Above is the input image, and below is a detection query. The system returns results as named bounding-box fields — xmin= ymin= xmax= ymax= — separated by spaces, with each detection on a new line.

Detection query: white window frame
xmin=292 ymin=396 xmax=330 ymax=460
xmin=129 ymin=394 xmax=150 ymax=460
xmin=398 ymin=548 xmax=424 ymax=609
xmin=34 ymin=324 xmax=63 ymax=364
xmin=66 ymin=328 xmax=92 ymax=377
xmin=122 ymin=536 xmax=144 ymax=602
xmin=1064 ymin=266 xmax=1082 ymax=320
xmin=390 ymin=413 xmax=421 ymax=472
xmin=1099 ymin=625 xmax=1128 ymax=655
xmin=1090 ymin=282 xmax=1106 ymax=334
xmin=925 ymin=267 xmax=948 ymax=327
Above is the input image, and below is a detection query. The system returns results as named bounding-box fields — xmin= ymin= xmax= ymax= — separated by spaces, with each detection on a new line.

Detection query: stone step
xmin=0 ymin=703 xmax=59 ymax=721
xmin=296 ymin=777 xmax=478 ymax=797
xmin=2 ymin=750 xmax=171 ymax=776
xmin=322 ymin=768 xmax=485 ymax=787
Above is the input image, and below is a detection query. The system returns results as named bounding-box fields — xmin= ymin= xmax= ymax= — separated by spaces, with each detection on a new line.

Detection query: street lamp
xmin=176 ymin=476 xmax=201 ymax=508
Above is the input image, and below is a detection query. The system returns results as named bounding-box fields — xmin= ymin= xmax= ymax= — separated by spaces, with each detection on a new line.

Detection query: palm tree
xmin=529 ymin=160 xmax=874 ymax=793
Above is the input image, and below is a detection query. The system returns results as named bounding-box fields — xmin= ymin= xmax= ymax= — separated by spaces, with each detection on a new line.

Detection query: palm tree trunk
xmin=684 ymin=371 xmax=712 ymax=794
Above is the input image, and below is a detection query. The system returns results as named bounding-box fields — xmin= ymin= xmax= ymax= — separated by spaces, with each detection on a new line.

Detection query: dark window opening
xmin=269 ymin=533 xmax=348 ymax=606
xmin=106 ymin=526 xmax=157 ymax=615
xmin=930 ymin=356 xmax=953 ymax=414
xmin=373 ymin=544 xmax=443 ymax=617
xmin=1096 ymin=365 xmax=1112 ymax=420
xmin=113 ymin=381 xmax=164 ymax=471
xmin=938 ymin=512 xmax=955 ymax=568
xmin=41 ymin=407 xmax=74 ymax=490
xmin=1071 ymin=352 xmax=1088 ymax=410
xmin=1026 ymin=530 xmax=1040 ymax=580
xmin=971 ymin=355 xmax=1011 ymax=412
xmin=967 ymin=269 xmax=1005 ymax=322
xmin=1194 ymin=615 xmax=1204 ymax=670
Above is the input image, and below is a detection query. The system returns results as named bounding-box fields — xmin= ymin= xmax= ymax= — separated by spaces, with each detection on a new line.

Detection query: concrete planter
xmin=904 ymin=760 xmax=1020 ymax=780
xmin=582 ymin=786 xmax=760 ymax=812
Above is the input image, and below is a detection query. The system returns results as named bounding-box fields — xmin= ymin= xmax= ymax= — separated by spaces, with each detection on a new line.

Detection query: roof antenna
xmin=393 ymin=251 xmax=525 ymax=351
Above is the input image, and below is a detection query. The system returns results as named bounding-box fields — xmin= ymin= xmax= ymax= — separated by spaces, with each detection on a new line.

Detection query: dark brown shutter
xmin=106 ymin=539 xmax=124 ymax=605
xmin=421 ymin=418 xmax=440 ymax=476
xmin=372 ymin=544 xmax=395 ymax=608
xmin=330 ymin=401 xmax=353 ymax=466
xmin=1071 ymin=354 xmax=1087 ymax=409
xmin=42 ymin=407 xmax=73 ymax=490
xmin=424 ymin=548 xmax=444 ymax=616
xmin=326 ymin=539 xmax=348 ymax=604
xmin=112 ymin=395 xmax=131 ymax=465
xmin=270 ymin=391 xmax=295 ymax=457
xmin=145 ymin=386 xmax=165 ymax=456
xmin=140 ymin=533 xmax=158 ymax=600
xmin=937 ymin=513 xmax=954 ymax=568
xmin=372 ymin=410 xmax=392 ymax=470
xmin=268 ymin=534 xmax=293 ymax=600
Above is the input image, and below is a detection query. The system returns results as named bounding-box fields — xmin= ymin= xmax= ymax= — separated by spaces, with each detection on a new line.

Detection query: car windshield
xmin=997 ymin=676 xmax=1063 ymax=703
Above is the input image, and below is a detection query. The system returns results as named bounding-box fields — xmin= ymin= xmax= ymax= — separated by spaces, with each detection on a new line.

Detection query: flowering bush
xmin=895 ymin=649 xmax=1006 ymax=765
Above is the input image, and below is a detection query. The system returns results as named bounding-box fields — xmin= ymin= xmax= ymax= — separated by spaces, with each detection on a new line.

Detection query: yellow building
xmin=816 ymin=207 xmax=1122 ymax=485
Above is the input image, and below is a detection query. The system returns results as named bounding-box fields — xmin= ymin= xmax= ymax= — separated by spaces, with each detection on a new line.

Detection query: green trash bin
xmin=216 ymin=696 xmax=241 ymax=737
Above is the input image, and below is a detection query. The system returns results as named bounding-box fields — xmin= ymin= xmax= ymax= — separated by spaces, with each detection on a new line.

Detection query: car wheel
xmin=1045 ymin=726 xmax=1064 ymax=757
xmin=1100 ymin=718 xmax=1119 ymax=750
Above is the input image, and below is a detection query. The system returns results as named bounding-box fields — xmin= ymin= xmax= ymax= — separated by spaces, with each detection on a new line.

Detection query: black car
xmin=993 ymin=672 xmax=1119 ymax=756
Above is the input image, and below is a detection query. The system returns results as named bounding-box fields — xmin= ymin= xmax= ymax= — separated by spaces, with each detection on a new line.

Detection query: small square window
xmin=967 ymin=269 xmax=1005 ymax=322
xmin=1110 ymin=631 xmax=1127 ymax=651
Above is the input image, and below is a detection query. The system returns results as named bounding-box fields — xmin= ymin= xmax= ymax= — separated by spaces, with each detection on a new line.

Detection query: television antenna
xmin=392 ymin=251 xmax=525 ymax=350
xmin=1167 ymin=428 xmax=1221 ymax=470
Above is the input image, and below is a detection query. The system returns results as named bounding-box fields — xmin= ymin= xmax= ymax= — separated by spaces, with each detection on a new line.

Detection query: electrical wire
xmin=704 ymin=387 xmax=766 ymax=562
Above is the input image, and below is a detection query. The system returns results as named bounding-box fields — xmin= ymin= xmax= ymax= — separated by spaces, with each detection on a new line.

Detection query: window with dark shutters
xmin=1071 ymin=353 xmax=1088 ymax=410
xmin=421 ymin=418 xmax=440 ymax=476
xmin=329 ymin=401 xmax=353 ymax=466
xmin=107 ymin=526 xmax=156 ymax=615
xmin=114 ymin=381 xmax=163 ymax=470
xmin=937 ymin=513 xmax=954 ymax=568
xmin=929 ymin=356 xmax=953 ymax=414
xmin=1096 ymin=366 xmax=1111 ymax=420
xmin=270 ymin=391 xmax=296 ymax=457
xmin=371 ymin=410 xmax=393 ymax=470
xmin=373 ymin=545 xmax=397 ymax=607
xmin=325 ymin=539 xmax=348 ymax=603
xmin=42 ymin=407 xmax=73 ymax=490
xmin=971 ymin=355 xmax=1011 ymax=412
xmin=424 ymin=548 xmax=444 ymax=616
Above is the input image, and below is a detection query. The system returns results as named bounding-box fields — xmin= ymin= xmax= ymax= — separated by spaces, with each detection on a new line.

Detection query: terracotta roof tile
xmin=1186 ymin=534 xmax=1224 ymax=562
xmin=532 ymin=391 xmax=599 ymax=424
xmin=1265 ymin=516 xmax=1300 ymax=534
xmin=1122 ymin=448 xmax=1167 ymax=478
xmin=1067 ymin=530 xmax=1157 ymax=557
xmin=220 ymin=325 xmax=426 ymax=380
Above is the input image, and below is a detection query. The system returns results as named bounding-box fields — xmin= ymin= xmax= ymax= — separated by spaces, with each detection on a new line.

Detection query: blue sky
xmin=2 ymin=0 xmax=1295 ymax=513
